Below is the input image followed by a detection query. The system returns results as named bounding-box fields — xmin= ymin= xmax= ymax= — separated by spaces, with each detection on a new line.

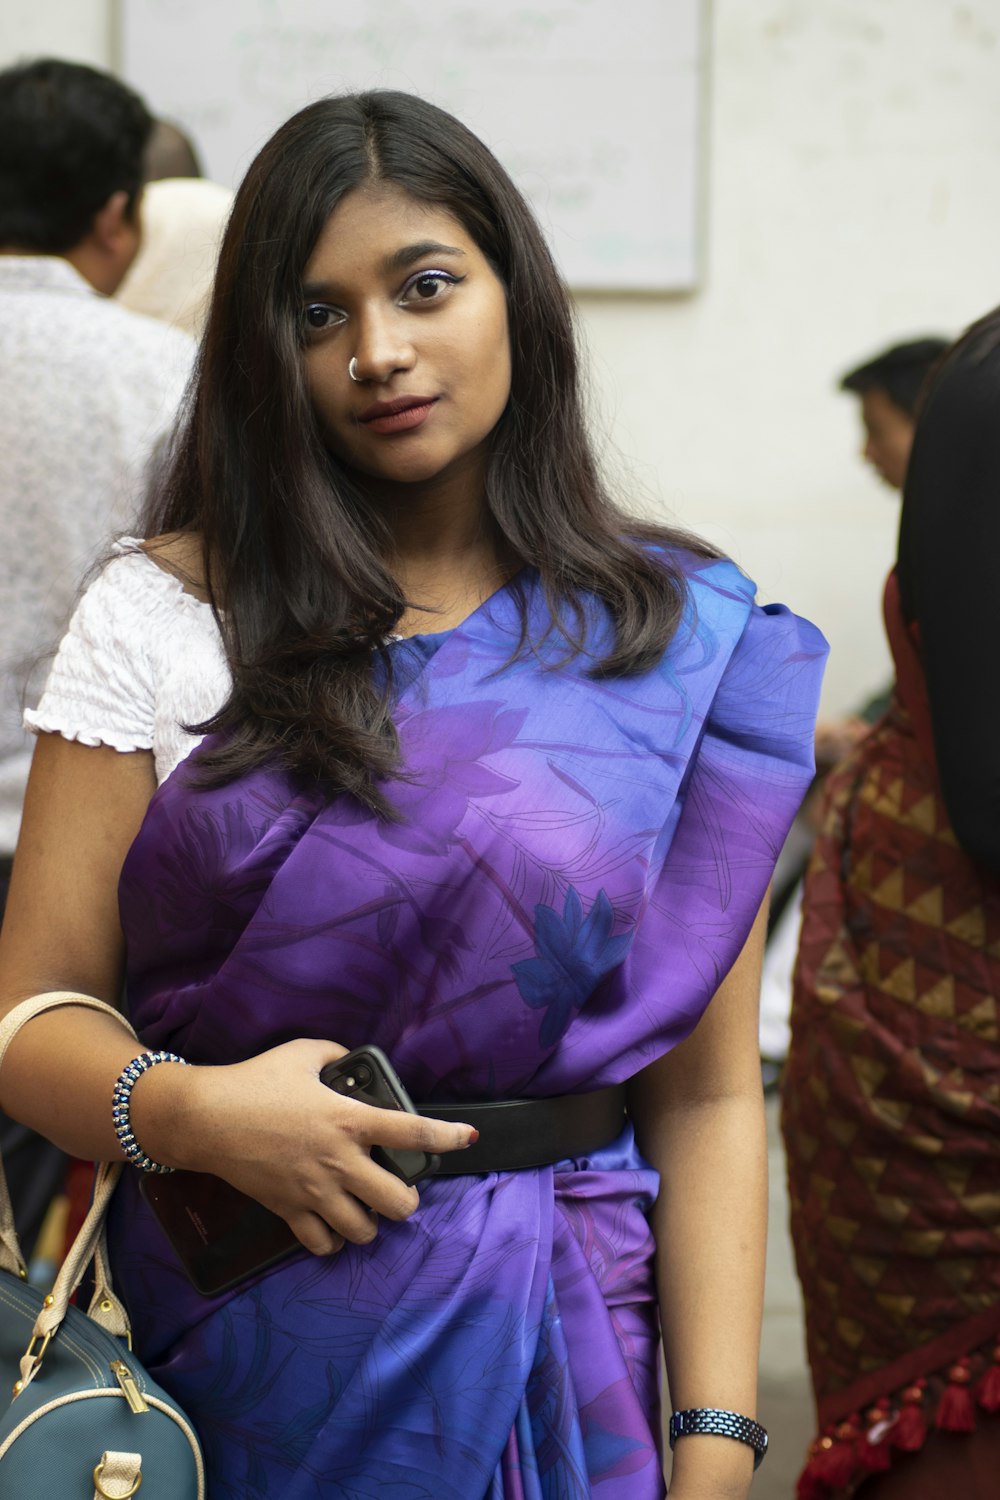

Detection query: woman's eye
xmin=303 ymin=304 xmax=343 ymax=333
xmin=401 ymin=271 xmax=461 ymax=305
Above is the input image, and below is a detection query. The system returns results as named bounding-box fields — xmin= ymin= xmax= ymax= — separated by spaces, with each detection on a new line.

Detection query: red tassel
xmin=891 ymin=1381 xmax=928 ymax=1452
xmin=936 ymin=1360 xmax=976 ymax=1432
xmin=797 ymin=1432 xmax=847 ymax=1500
xmin=815 ymin=1446 xmax=856 ymax=1490
xmin=796 ymin=1459 xmax=831 ymax=1500
xmin=975 ymin=1346 xmax=1000 ymax=1413
xmin=810 ymin=1426 xmax=858 ymax=1490
xmin=796 ymin=1438 xmax=834 ymax=1500
xmin=856 ymin=1403 xmax=893 ymax=1473
xmin=856 ymin=1432 xmax=891 ymax=1472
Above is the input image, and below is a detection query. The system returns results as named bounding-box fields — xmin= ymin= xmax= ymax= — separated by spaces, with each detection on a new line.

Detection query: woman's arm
xmin=0 ymin=734 xmax=476 ymax=1255
xmin=628 ymin=899 xmax=768 ymax=1500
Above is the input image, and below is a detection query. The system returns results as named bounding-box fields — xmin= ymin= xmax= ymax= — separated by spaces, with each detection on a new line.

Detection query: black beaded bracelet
xmin=668 ymin=1408 xmax=769 ymax=1470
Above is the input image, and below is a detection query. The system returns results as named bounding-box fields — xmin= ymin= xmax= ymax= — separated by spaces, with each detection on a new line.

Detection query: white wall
xmin=0 ymin=0 xmax=109 ymax=69
xmin=4 ymin=0 xmax=998 ymax=714
xmin=578 ymin=0 xmax=1000 ymax=714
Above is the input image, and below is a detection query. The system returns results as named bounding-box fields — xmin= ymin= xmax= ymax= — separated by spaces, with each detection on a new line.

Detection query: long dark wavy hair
xmin=146 ymin=91 xmax=717 ymax=812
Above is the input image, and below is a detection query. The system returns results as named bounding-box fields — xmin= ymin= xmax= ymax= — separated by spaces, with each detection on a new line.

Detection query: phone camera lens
xmin=353 ymin=1063 xmax=371 ymax=1087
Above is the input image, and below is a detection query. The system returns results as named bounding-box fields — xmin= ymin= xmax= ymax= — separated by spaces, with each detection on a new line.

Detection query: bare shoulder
xmin=140 ymin=531 xmax=210 ymax=603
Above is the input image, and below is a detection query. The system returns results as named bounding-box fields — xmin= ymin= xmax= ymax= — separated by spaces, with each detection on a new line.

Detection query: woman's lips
xmin=358 ymin=396 xmax=438 ymax=435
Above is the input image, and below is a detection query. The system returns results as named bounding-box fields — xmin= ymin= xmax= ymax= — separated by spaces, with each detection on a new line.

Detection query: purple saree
xmin=108 ymin=556 xmax=826 ymax=1498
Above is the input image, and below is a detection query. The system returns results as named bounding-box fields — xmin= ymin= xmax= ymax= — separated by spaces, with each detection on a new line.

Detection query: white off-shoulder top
xmin=25 ymin=543 xmax=230 ymax=785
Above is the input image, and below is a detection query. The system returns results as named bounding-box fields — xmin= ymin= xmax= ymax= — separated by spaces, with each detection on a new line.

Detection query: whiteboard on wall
xmin=118 ymin=0 xmax=706 ymax=291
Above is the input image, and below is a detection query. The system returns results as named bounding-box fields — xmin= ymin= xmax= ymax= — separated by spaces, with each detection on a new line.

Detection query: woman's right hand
xmin=131 ymin=1038 xmax=477 ymax=1255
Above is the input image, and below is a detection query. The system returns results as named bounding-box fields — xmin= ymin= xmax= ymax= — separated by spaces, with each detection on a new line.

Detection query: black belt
xmin=419 ymin=1085 xmax=627 ymax=1175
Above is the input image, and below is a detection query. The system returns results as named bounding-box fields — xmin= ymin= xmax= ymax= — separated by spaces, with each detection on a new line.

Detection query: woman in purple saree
xmin=0 ymin=93 xmax=825 ymax=1498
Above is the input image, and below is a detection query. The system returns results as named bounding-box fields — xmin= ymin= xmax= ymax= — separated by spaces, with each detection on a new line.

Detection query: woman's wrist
xmin=667 ymin=1431 xmax=756 ymax=1500
xmin=127 ymin=1056 xmax=211 ymax=1172
xmin=668 ymin=1484 xmax=751 ymax=1500
xmin=112 ymin=1051 xmax=189 ymax=1171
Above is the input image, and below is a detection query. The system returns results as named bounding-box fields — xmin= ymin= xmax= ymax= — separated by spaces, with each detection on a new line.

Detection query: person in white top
xmin=0 ymin=57 xmax=195 ymax=1256
xmin=0 ymin=58 xmax=196 ymax=874
xmin=0 ymin=91 xmax=810 ymax=1497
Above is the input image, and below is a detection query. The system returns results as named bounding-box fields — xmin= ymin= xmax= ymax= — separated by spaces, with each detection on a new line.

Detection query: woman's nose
xmin=350 ymin=312 xmax=416 ymax=385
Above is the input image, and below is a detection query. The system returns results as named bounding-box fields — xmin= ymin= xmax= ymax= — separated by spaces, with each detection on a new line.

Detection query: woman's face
xmin=301 ymin=183 xmax=512 ymax=498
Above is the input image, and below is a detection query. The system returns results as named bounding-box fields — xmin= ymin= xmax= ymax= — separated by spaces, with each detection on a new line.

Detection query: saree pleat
xmin=111 ymin=1137 xmax=662 ymax=1498
xmin=108 ymin=557 xmax=825 ymax=1494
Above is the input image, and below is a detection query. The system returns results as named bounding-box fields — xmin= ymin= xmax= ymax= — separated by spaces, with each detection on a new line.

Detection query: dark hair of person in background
xmin=840 ymin=336 xmax=951 ymax=418
xmin=0 ymin=57 xmax=151 ymax=253
xmin=144 ymin=119 xmax=203 ymax=182
xmin=895 ymin=305 xmax=1000 ymax=867
xmin=146 ymin=90 xmax=718 ymax=812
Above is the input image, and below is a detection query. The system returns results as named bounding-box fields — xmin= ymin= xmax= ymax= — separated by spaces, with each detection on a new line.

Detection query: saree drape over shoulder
xmin=784 ymin=574 xmax=1000 ymax=1499
xmin=109 ymin=556 xmax=825 ymax=1499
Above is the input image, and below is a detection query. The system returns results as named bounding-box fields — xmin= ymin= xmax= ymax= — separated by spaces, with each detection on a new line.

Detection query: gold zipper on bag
xmin=111 ymin=1360 xmax=149 ymax=1414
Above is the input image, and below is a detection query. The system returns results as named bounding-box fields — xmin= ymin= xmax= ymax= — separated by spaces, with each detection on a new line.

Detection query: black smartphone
xmin=139 ymin=1045 xmax=437 ymax=1297
xmin=139 ymin=1168 xmax=298 ymax=1296
xmin=319 ymin=1046 xmax=440 ymax=1187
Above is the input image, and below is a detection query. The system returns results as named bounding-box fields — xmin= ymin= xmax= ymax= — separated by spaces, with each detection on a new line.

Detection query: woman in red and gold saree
xmin=784 ymin=312 xmax=1000 ymax=1498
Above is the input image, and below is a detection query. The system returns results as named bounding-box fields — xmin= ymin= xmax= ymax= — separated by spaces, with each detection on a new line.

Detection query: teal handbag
xmin=0 ymin=993 xmax=205 ymax=1497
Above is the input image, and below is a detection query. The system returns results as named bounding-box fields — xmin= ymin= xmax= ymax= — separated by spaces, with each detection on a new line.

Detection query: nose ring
xmin=348 ymin=357 xmax=361 ymax=383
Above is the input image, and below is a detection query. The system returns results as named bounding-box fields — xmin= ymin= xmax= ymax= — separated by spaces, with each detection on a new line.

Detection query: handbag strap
xmin=93 ymin=1452 xmax=143 ymax=1500
xmin=0 ymin=992 xmax=136 ymax=1362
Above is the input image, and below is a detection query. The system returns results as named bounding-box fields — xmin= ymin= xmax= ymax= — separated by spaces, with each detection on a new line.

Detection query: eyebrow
xmin=302 ymin=241 xmax=466 ymax=298
xmin=383 ymin=240 xmax=466 ymax=273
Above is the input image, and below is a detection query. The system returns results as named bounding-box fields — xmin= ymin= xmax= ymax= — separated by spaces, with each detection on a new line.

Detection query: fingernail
xmin=467 ymin=1128 xmax=480 ymax=1145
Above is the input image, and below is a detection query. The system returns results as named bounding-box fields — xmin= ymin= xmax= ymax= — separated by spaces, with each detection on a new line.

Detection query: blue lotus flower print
xmin=513 ymin=887 xmax=634 ymax=1048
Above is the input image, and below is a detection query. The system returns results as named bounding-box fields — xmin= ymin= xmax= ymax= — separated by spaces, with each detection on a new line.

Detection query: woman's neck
xmin=364 ymin=469 xmax=517 ymax=636
xmin=374 ymin=501 xmax=515 ymax=636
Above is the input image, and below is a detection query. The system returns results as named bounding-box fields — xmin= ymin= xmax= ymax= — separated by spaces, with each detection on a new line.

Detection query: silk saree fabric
xmin=784 ymin=574 xmax=1000 ymax=1497
xmin=109 ymin=556 xmax=825 ymax=1498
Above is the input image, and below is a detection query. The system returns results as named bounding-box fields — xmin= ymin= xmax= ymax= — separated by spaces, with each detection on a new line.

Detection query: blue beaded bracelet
xmin=112 ymin=1051 xmax=188 ymax=1174
xmin=668 ymin=1408 xmax=769 ymax=1470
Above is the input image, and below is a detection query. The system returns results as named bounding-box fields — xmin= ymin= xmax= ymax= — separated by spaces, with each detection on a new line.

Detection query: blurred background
xmin=3 ymin=0 xmax=997 ymax=721
xmin=3 ymin=3 xmax=997 ymax=1492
